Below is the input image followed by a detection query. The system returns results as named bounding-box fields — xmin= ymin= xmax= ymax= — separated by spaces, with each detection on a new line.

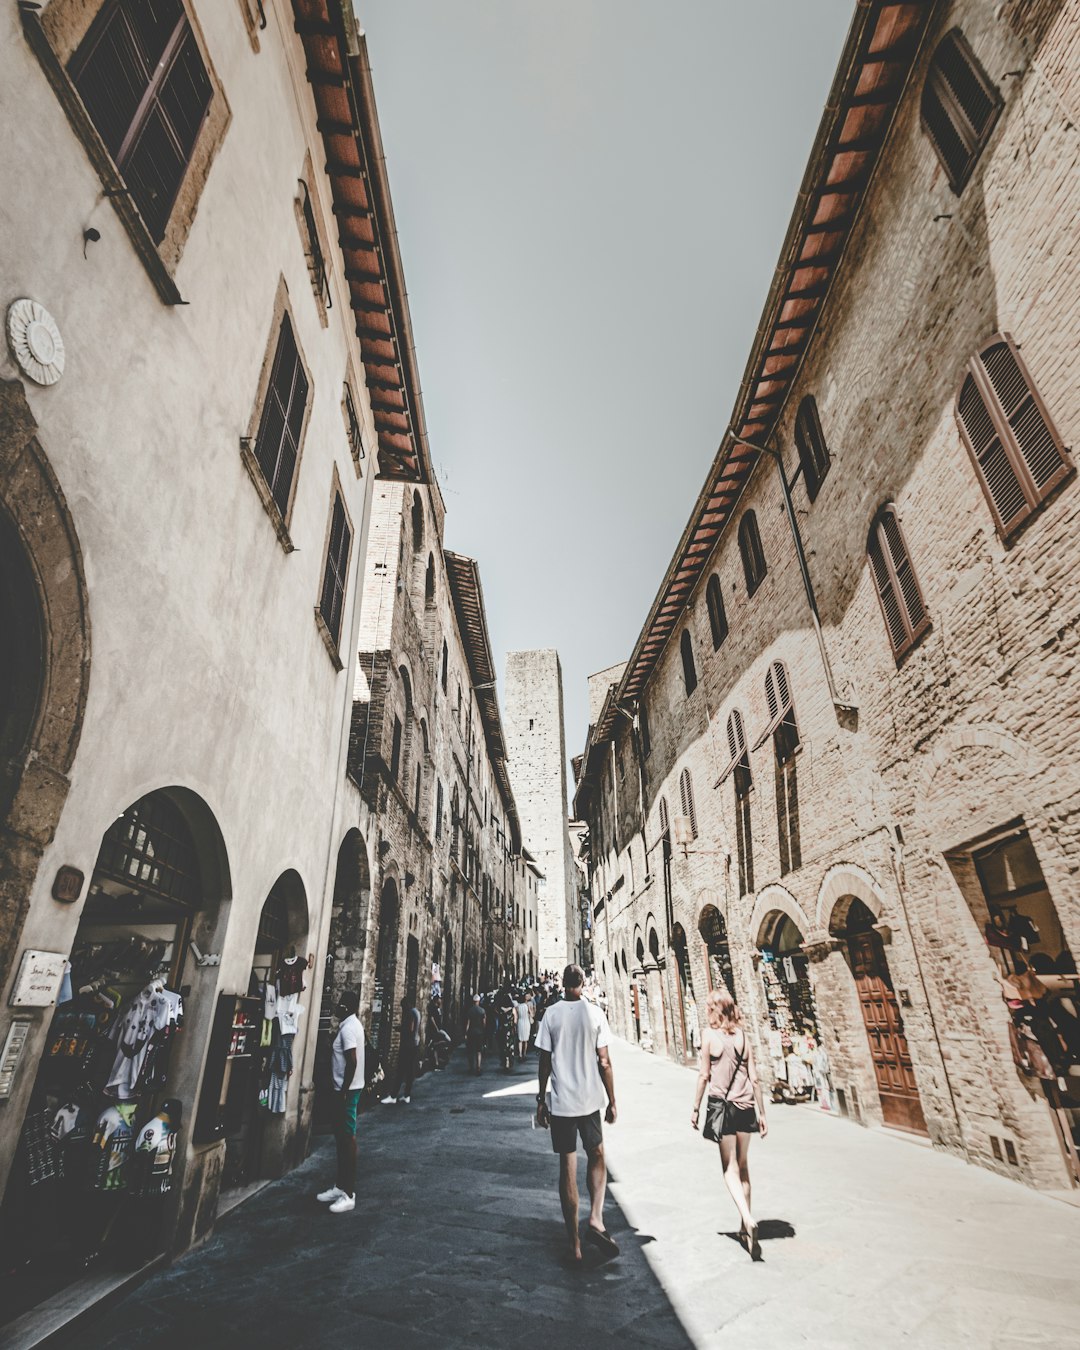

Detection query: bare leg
xmin=737 ymin=1130 xmax=752 ymax=1218
xmin=585 ymin=1143 xmax=607 ymax=1232
xmin=719 ymin=1136 xmax=754 ymax=1234
xmin=558 ymin=1152 xmax=582 ymax=1259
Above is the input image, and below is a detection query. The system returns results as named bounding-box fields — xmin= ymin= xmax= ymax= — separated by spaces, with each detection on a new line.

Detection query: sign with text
xmin=9 ymin=950 xmax=66 ymax=1007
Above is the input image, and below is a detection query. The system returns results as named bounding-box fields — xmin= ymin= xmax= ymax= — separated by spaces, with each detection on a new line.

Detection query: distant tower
xmin=504 ymin=650 xmax=578 ymax=971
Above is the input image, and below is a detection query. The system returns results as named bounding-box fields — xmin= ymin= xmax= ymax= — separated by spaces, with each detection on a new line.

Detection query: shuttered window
xmin=71 ymin=0 xmax=212 ymax=244
xmin=738 ymin=512 xmax=767 ymax=595
xmin=254 ymin=313 xmax=309 ymax=518
xmin=318 ymin=492 xmax=351 ymax=646
xmin=794 ymin=396 xmax=831 ymax=502
xmin=680 ymin=630 xmax=698 ymax=696
xmin=956 ymin=334 xmax=1072 ymax=541
xmin=762 ymin=661 xmax=799 ymax=760
xmin=679 ymin=768 xmax=698 ymax=840
xmin=921 ymin=29 xmax=1002 ymax=194
xmin=726 ymin=710 xmax=753 ymax=895
xmin=868 ymin=506 xmax=929 ymax=660
xmin=659 ymin=797 xmax=669 ymax=837
xmin=706 ymin=574 xmax=728 ymax=649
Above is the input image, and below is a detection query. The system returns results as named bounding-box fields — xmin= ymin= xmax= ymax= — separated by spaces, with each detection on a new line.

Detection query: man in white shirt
xmin=318 ymin=990 xmax=365 ymax=1214
xmin=535 ymin=963 xmax=619 ymax=1264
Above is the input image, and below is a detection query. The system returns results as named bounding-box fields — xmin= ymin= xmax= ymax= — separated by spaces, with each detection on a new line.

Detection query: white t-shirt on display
xmin=332 ymin=1014 xmax=365 ymax=1091
xmin=535 ymin=998 xmax=610 ymax=1117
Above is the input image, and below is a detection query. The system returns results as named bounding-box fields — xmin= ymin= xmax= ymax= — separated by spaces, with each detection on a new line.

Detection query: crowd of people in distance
xmin=460 ymin=970 xmax=607 ymax=1075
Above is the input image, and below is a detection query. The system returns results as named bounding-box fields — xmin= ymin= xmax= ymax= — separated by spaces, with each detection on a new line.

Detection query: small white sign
xmin=10 ymin=950 xmax=66 ymax=1007
xmin=782 ymin=956 xmax=797 ymax=984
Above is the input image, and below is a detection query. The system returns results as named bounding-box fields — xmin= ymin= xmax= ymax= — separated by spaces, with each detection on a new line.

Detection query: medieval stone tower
xmin=504 ymin=650 xmax=578 ymax=971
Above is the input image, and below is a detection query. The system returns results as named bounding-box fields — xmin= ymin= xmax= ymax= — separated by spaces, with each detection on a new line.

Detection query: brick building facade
xmin=576 ymin=0 xmax=1080 ymax=1193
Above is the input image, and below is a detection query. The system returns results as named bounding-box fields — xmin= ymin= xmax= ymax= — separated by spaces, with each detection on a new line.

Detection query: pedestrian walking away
xmin=495 ymin=981 xmax=516 ymax=1070
xmin=318 ymin=990 xmax=365 ymax=1214
xmin=515 ymin=989 xmax=533 ymax=1060
xmin=465 ymin=993 xmax=487 ymax=1075
xmin=535 ymin=963 xmax=619 ymax=1266
xmin=691 ymin=988 xmax=768 ymax=1259
xmin=382 ymin=997 xmax=421 ymax=1104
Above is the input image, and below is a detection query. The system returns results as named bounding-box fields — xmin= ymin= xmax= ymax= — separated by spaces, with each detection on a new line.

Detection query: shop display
xmin=759 ymin=948 xmax=830 ymax=1107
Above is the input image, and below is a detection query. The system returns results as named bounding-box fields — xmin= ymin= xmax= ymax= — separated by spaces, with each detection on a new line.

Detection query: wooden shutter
xmin=319 ymin=493 xmax=351 ymax=645
xmin=72 ymin=0 xmax=211 ymax=243
xmin=868 ymin=506 xmax=929 ymax=660
xmin=795 ymin=396 xmax=830 ymax=502
xmin=956 ymin=335 xmax=1072 ymax=539
xmin=706 ymin=575 xmax=728 ymax=649
xmin=659 ymin=796 xmax=669 ymax=837
xmin=679 ymin=769 xmax=698 ymax=839
xmin=921 ymin=29 xmax=1002 ymax=194
xmin=255 ymin=314 xmax=308 ymax=517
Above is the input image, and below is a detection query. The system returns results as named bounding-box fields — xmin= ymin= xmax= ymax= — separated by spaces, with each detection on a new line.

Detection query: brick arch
xmin=914 ymin=723 xmax=1042 ymax=800
xmin=749 ymin=884 xmax=811 ymax=949
xmin=815 ymin=863 xmax=890 ymax=935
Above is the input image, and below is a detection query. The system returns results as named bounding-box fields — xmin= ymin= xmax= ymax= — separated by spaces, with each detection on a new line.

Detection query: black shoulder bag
xmin=701 ymin=1035 xmax=746 ymax=1143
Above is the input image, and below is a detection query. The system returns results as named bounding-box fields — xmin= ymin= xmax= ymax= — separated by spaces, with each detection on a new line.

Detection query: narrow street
xmin=71 ymin=1039 xmax=1080 ymax=1350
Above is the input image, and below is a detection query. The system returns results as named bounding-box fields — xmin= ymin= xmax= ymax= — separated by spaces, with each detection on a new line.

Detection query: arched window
xmin=658 ymin=796 xmax=669 ymax=837
xmin=679 ymin=767 xmax=698 ymax=840
xmin=680 ymin=630 xmax=697 ymax=696
xmin=794 ymin=395 xmax=830 ymax=502
xmin=425 ymin=554 xmax=436 ymax=606
xmin=411 ymin=490 xmax=424 ymax=552
xmin=763 ymin=662 xmax=800 ymax=875
xmin=763 ymin=661 xmax=798 ymax=759
xmin=727 ymin=709 xmax=754 ymax=896
xmin=738 ymin=511 xmax=766 ymax=596
xmin=440 ymin=641 xmax=448 ymax=693
xmin=868 ymin=506 xmax=930 ymax=660
xmin=706 ymin=574 xmax=728 ymax=650
xmin=725 ymin=709 xmax=752 ymax=796
xmin=921 ymin=29 xmax=1002 ymax=195
xmin=956 ymin=334 xmax=1072 ymax=541
xmin=638 ymin=700 xmax=651 ymax=757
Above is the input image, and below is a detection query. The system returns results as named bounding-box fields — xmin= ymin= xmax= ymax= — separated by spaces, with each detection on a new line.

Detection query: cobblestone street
xmin=70 ymin=1039 xmax=1080 ymax=1350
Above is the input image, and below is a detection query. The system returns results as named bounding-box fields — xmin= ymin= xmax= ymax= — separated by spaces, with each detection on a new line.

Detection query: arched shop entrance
xmin=757 ymin=912 xmax=820 ymax=1098
xmin=671 ymin=923 xmax=699 ymax=1059
xmin=699 ymin=904 xmax=734 ymax=995
xmin=214 ymin=872 xmax=309 ymax=1192
xmin=372 ymin=877 xmax=400 ymax=1060
xmin=832 ymin=898 xmax=927 ymax=1136
xmin=0 ymin=789 xmax=229 ymax=1327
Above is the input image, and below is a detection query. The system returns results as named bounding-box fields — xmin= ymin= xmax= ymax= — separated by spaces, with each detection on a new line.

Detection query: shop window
xmin=316 ymin=488 xmax=352 ymax=660
xmin=759 ymin=915 xmax=820 ymax=1100
xmin=921 ymin=29 xmax=1002 ymax=194
xmin=706 ymin=573 xmax=728 ymax=650
xmin=867 ymin=505 xmax=929 ymax=661
xmin=680 ymin=629 xmax=697 ymax=696
xmin=738 ymin=511 xmax=767 ymax=596
xmin=71 ymin=0 xmax=212 ymax=244
xmin=794 ymin=395 xmax=830 ymax=502
xmin=956 ymin=334 xmax=1072 ymax=542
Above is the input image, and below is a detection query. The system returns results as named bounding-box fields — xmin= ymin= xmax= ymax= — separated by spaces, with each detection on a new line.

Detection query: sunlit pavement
xmin=76 ymin=1038 xmax=1080 ymax=1350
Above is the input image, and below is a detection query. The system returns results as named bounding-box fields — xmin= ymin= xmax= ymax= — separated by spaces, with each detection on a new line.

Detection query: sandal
xmin=584 ymin=1226 xmax=620 ymax=1257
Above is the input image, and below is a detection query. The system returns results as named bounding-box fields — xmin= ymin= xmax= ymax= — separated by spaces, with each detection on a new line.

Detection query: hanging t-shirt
xmin=535 ymin=999 xmax=610 ymax=1118
xmin=91 ymin=1102 xmax=137 ymax=1191
xmin=276 ymin=955 xmax=306 ymax=996
xmin=277 ymin=993 xmax=304 ymax=1036
xmin=331 ymin=1014 xmax=365 ymax=1090
xmin=129 ymin=1109 xmax=178 ymax=1198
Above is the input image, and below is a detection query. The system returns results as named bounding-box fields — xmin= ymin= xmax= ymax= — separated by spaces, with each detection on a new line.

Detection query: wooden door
xmin=849 ymin=930 xmax=928 ymax=1135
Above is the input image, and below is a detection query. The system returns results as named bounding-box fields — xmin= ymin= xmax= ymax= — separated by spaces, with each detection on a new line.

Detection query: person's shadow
xmin=719 ymin=1219 xmax=796 ymax=1261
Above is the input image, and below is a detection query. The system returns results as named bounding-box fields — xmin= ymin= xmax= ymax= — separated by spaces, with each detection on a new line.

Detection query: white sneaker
xmin=400 ymin=1095 xmax=411 ymax=1104
xmin=329 ymin=1193 xmax=356 ymax=1213
xmin=380 ymin=1096 xmax=396 ymax=1105
xmin=316 ymin=1187 xmax=345 ymax=1204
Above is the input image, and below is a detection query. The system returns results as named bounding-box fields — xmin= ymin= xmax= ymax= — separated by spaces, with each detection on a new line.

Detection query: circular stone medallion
xmin=7 ymin=298 xmax=65 ymax=385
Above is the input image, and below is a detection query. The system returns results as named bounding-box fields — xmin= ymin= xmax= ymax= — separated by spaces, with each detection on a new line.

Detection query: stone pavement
xmin=74 ymin=1037 xmax=1080 ymax=1350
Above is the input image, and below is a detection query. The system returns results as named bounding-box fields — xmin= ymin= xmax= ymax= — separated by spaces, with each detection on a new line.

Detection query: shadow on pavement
xmin=77 ymin=1051 xmax=694 ymax=1350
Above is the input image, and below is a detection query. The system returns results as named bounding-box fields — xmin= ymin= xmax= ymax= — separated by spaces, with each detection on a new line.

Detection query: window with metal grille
xmin=868 ymin=506 xmax=930 ymax=660
xmin=706 ymin=574 xmax=728 ymax=649
xmin=921 ymin=28 xmax=1002 ymax=194
xmin=679 ymin=768 xmax=698 ymax=840
xmin=318 ymin=492 xmax=351 ymax=647
xmin=680 ymin=630 xmax=698 ymax=696
xmin=297 ymin=179 xmax=331 ymax=310
xmin=794 ymin=395 xmax=831 ymax=502
xmin=738 ymin=511 xmax=767 ymax=595
xmin=956 ymin=334 xmax=1072 ymax=541
xmin=343 ymin=382 xmax=365 ymax=469
xmin=96 ymin=792 xmax=200 ymax=908
xmin=71 ymin=0 xmax=212 ymax=244
xmin=253 ymin=312 xmax=308 ymax=518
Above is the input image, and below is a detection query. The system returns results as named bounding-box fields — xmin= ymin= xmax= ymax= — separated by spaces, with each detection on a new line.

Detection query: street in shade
xmin=45 ymin=1037 xmax=1080 ymax=1350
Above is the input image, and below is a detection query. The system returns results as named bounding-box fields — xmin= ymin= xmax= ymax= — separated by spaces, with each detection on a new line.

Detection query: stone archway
xmin=0 ymin=380 xmax=91 ymax=988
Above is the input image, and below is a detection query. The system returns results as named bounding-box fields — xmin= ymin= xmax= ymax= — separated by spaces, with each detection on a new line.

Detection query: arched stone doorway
xmin=672 ymin=922 xmax=699 ymax=1059
xmin=756 ymin=910 xmax=819 ymax=1097
xmin=832 ymin=898 xmax=928 ymax=1136
xmin=0 ymin=381 xmax=91 ymax=989
xmin=0 ymin=786 xmax=231 ymax=1304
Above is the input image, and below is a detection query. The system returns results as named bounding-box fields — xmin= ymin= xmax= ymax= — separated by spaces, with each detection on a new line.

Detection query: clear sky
xmin=358 ymin=0 xmax=856 ymax=788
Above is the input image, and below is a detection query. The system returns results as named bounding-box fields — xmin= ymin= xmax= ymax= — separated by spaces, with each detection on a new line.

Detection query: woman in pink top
xmin=691 ymin=988 xmax=768 ymax=1258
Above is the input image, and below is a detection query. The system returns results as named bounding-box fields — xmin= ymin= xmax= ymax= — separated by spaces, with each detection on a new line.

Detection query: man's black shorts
xmin=550 ymin=1110 xmax=603 ymax=1155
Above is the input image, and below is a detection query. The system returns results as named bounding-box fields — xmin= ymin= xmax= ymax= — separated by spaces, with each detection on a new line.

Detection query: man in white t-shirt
xmin=535 ymin=964 xmax=619 ymax=1264
xmin=317 ymin=990 xmax=365 ymax=1214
